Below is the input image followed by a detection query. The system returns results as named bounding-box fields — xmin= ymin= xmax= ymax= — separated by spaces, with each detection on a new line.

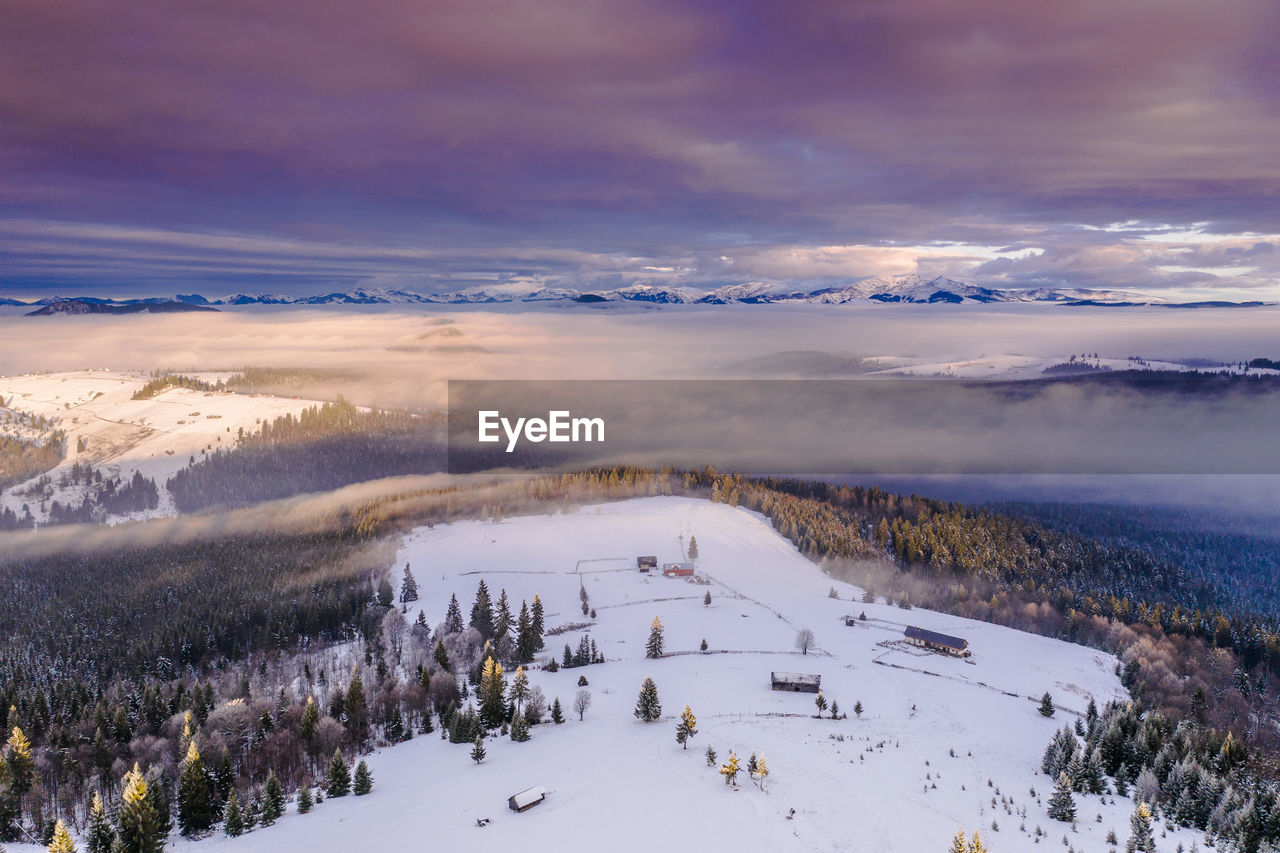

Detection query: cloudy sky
xmin=2 ymin=0 xmax=1278 ymax=298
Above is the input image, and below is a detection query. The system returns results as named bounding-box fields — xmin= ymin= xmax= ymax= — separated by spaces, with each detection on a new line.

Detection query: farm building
xmin=508 ymin=786 xmax=547 ymax=813
xmin=843 ymin=613 xmax=868 ymax=626
xmin=662 ymin=562 xmax=695 ymax=577
xmin=771 ymin=671 xmax=821 ymax=693
xmin=637 ymin=555 xmax=657 ymax=572
xmin=904 ymin=625 xmax=970 ymax=657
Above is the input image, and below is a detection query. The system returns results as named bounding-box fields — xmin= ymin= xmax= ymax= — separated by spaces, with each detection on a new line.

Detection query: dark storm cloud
xmin=1 ymin=0 xmax=1278 ymax=295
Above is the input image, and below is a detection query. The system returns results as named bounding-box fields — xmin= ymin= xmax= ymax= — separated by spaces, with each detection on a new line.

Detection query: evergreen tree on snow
xmin=445 ymin=593 xmax=465 ymax=634
xmin=86 ymin=791 xmax=116 ymax=853
xmin=510 ymin=713 xmax=531 ymax=742
xmin=400 ymin=563 xmax=419 ymax=603
xmin=353 ymin=760 xmax=373 ymax=795
xmin=509 ymin=666 xmax=530 ymax=714
xmin=814 ymin=692 xmax=828 ymax=718
xmin=756 ymin=755 xmax=769 ymax=790
xmin=948 ymin=829 xmax=969 ymax=853
xmin=1048 ymin=772 xmax=1076 ymax=823
xmin=326 ymin=749 xmax=351 ymax=797
xmin=675 ymin=705 xmax=698 ymax=749
xmin=703 ymin=591 xmax=711 ymax=606
xmin=687 ymin=536 xmax=698 ymax=560
xmin=471 ymin=734 xmax=486 ymax=764
xmin=434 ymin=639 xmax=451 ymax=671
xmin=531 ymin=595 xmax=545 ymax=650
xmin=646 ymin=616 xmax=664 ymax=659
xmin=300 ymin=695 xmax=320 ymax=754
xmin=747 ymin=752 xmax=759 ymax=778
xmin=261 ymin=771 xmax=285 ymax=824
xmin=297 ymin=785 xmax=313 ymax=814
xmin=471 ymin=580 xmax=495 ymax=639
xmin=634 ymin=677 xmax=662 ymax=722
xmin=853 ymin=700 xmax=863 ymax=718
xmin=705 ymin=745 xmax=717 ymax=767
xmin=493 ymin=589 xmax=513 ymax=647
xmin=1039 ymin=692 xmax=1055 ymax=717
xmin=515 ymin=601 xmax=535 ymax=662
xmin=47 ymin=819 xmax=76 ymax=853
xmin=224 ymin=791 xmax=244 ymax=837
xmin=479 ymin=657 xmax=507 ymax=728
xmin=177 ymin=740 xmax=214 ymax=835
xmin=1125 ymin=802 xmax=1155 ymax=853
xmin=345 ymin=669 xmax=369 ymax=747
xmin=118 ymin=763 xmax=163 ymax=853
xmin=551 ymin=697 xmax=565 ymax=724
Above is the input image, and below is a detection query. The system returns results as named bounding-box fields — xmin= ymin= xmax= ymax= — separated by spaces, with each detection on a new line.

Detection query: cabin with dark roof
xmin=771 ymin=671 xmax=821 ymax=693
xmin=508 ymin=786 xmax=547 ymax=813
xmin=637 ymin=555 xmax=657 ymax=572
xmin=904 ymin=625 xmax=970 ymax=657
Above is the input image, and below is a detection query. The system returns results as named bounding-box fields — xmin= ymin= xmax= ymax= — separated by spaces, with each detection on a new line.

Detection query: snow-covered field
xmin=0 ymin=370 xmax=322 ymax=520
xmin=116 ymin=496 xmax=1199 ymax=853
xmin=861 ymin=352 xmax=1274 ymax=379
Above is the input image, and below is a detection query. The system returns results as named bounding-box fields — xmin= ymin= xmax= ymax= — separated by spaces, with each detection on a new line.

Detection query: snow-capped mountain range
xmin=6 ymin=275 xmax=1262 ymax=308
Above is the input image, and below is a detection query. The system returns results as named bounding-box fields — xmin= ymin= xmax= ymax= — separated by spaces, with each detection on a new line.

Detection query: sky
xmin=2 ymin=0 xmax=1279 ymax=299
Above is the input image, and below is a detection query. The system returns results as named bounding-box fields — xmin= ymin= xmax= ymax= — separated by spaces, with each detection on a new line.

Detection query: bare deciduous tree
xmin=573 ymin=688 xmax=592 ymax=721
xmin=795 ymin=628 xmax=816 ymax=655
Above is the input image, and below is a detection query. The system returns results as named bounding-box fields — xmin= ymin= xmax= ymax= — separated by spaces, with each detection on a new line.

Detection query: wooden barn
xmin=507 ymin=786 xmax=547 ymax=813
xmin=662 ymin=562 xmax=695 ymax=577
xmin=771 ymin=671 xmax=821 ymax=693
xmin=636 ymin=555 xmax=658 ymax=572
xmin=904 ymin=625 xmax=970 ymax=657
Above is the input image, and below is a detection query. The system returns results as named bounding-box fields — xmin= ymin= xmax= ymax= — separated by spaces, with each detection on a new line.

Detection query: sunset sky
xmin=2 ymin=0 xmax=1278 ymax=298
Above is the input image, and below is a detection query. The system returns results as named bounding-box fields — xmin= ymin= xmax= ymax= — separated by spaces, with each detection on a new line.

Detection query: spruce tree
xmin=687 ymin=535 xmax=698 ymax=559
xmin=326 ymin=749 xmax=351 ymax=797
xmin=6 ymin=726 xmax=33 ymax=798
xmin=1039 ymin=692 xmax=1055 ymax=717
xmin=300 ymin=695 xmax=319 ymax=755
xmin=948 ymin=829 xmax=968 ymax=853
xmin=434 ymin=639 xmax=451 ymax=671
xmin=471 ymin=734 xmax=486 ymax=764
xmin=703 ymin=591 xmax=711 ymax=606
xmin=675 ymin=705 xmax=697 ymax=749
xmin=1048 ymin=772 xmax=1076 ymax=823
xmin=178 ymin=740 xmax=214 ymax=836
xmin=531 ymin=595 xmax=545 ymax=649
xmin=86 ymin=791 xmax=116 ymax=853
xmin=479 ymin=658 xmax=507 ymax=729
xmin=400 ymin=563 xmax=419 ymax=603
xmin=223 ymin=791 xmax=244 ymax=837
xmin=510 ymin=713 xmax=531 ymax=742
xmin=509 ymin=666 xmax=530 ymax=715
xmin=261 ymin=771 xmax=285 ymax=825
xmin=345 ymin=670 xmax=369 ymax=747
xmin=493 ymin=589 xmax=513 ymax=647
xmin=706 ymin=744 xmax=717 ymax=766
xmin=646 ymin=616 xmax=664 ymax=659
xmin=470 ymin=580 xmax=494 ymax=639
xmin=445 ymin=593 xmax=465 ymax=634
xmin=551 ymin=698 xmax=565 ymax=724
xmin=854 ymin=700 xmax=864 ymax=718
xmin=118 ymin=763 xmax=162 ymax=853
xmin=719 ymin=751 xmax=740 ymax=786
xmin=516 ymin=601 xmax=535 ymax=662
xmin=353 ymin=760 xmax=373 ymax=795
xmin=634 ymin=677 xmax=662 ymax=722
xmin=1125 ymin=802 xmax=1155 ymax=853
xmin=297 ymin=785 xmax=313 ymax=814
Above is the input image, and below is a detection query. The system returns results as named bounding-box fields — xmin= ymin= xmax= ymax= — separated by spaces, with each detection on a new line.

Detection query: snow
xmin=0 ymin=370 xmax=324 ymax=521
xmin=132 ymin=496 xmax=1203 ymax=853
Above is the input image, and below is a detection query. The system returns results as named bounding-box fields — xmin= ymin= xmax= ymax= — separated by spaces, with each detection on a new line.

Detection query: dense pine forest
xmin=3 ymin=465 xmax=1280 ymax=849
xmin=167 ymin=399 xmax=445 ymax=511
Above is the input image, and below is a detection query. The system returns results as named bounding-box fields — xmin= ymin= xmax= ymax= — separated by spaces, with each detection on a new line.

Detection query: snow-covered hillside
xmin=0 ymin=370 xmax=323 ymax=521
xmin=130 ymin=497 xmax=1202 ymax=853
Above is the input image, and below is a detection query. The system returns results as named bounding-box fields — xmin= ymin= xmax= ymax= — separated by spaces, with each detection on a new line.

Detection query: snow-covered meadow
xmin=115 ymin=496 xmax=1204 ymax=853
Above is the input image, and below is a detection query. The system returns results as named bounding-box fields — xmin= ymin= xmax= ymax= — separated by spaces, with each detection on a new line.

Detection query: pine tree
xmin=470 ymin=580 xmax=494 ymax=639
xmin=703 ymin=591 xmax=711 ymax=606
xmin=687 ymin=535 xmax=698 ymax=559
xmin=509 ymin=666 xmax=530 ymax=714
xmin=47 ymin=819 xmax=76 ymax=853
xmin=86 ymin=791 xmax=116 ymax=853
xmin=301 ymin=696 xmax=320 ymax=753
xmin=706 ymin=744 xmax=717 ymax=767
xmin=948 ymin=829 xmax=968 ymax=853
xmin=6 ymin=725 xmax=33 ymax=797
xmin=261 ymin=771 xmax=285 ymax=824
xmin=854 ymin=700 xmax=864 ymax=718
xmin=675 ymin=705 xmax=698 ymax=749
xmin=178 ymin=740 xmax=213 ymax=835
xmin=118 ymin=763 xmax=162 ymax=853
xmin=634 ymin=677 xmax=662 ymax=722
xmin=223 ymin=791 xmax=244 ymax=837
xmin=345 ymin=670 xmax=369 ymax=747
xmin=516 ymin=601 xmax=535 ymax=662
xmin=646 ymin=616 xmax=664 ymax=659
xmin=756 ymin=755 xmax=769 ymax=790
xmin=471 ymin=734 xmax=486 ymax=764
xmin=297 ymin=785 xmax=313 ymax=814
xmin=747 ymin=752 xmax=759 ymax=777
xmin=1125 ymin=802 xmax=1155 ymax=853
xmin=829 ymin=700 xmax=840 ymax=719
xmin=353 ymin=760 xmax=373 ymax=795
xmin=479 ymin=658 xmax=507 ymax=728
xmin=510 ymin=713 xmax=531 ymax=742
xmin=1039 ymin=692 xmax=1055 ymax=717
xmin=969 ymin=832 xmax=988 ymax=853
xmin=400 ymin=563 xmax=419 ymax=603
xmin=493 ymin=589 xmax=513 ymax=647
xmin=531 ymin=595 xmax=545 ymax=650
xmin=720 ymin=751 xmax=740 ymax=786
xmin=326 ymin=749 xmax=351 ymax=797
xmin=551 ymin=697 xmax=565 ymax=724
xmin=1048 ymin=772 xmax=1076 ymax=823
xmin=445 ymin=593 xmax=465 ymax=634
xmin=434 ymin=639 xmax=451 ymax=671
